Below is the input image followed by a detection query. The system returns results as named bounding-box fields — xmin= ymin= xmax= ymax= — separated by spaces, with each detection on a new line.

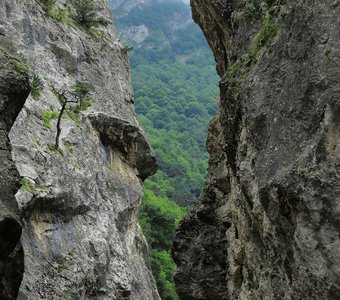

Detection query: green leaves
xmin=134 ymin=61 xmax=217 ymax=205
xmin=31 ymin=74 xmax=44 ymax=99
xmin=10 ymin=54 xmax=30 ymax=74
xmin=139 ymin=189 xmax=186 ymax=300
xmin=73 ymin=80 xmax=94 ymax=98
xmin=73 ymin=0 xmax=110 ymax=29
xmin=248 ymin=12 xmax=281 ymax=63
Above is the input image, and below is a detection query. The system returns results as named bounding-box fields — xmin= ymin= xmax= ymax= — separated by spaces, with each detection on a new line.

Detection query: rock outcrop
xmin=173 ymin=1 xmax=340 ymax=299
xmin=0 ymin=0 xmax=159 ymax=299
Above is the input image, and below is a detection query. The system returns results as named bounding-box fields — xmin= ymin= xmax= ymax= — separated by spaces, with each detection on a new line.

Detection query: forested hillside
xmin=111 ymin=1 xmax=218 ymax=298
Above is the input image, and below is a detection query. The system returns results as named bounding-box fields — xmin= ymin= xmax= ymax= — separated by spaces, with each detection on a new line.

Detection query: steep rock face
xmin=0 ymin=34 xmax=30 ymax=300
xmin=173 ymin=1 xmax=340 ymax=299
xmin=0 ymin=0 xmax=159 ymax=299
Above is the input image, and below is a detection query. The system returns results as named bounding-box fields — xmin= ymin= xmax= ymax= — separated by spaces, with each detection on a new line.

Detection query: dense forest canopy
xmin=111 ymin=1 xmax=218 ymax=298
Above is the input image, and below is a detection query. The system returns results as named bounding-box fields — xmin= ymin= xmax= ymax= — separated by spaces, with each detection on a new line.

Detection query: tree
xmin=51 ymin=81 xmax=94 ymax=148
xmin=73 ymin=0 xmax=110 ymax=29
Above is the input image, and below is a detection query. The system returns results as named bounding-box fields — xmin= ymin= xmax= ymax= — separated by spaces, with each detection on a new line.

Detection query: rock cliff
xmin=0 ymin=0 xmax=159 ymax=299
xmin=172 ymin=0 xmax=340 ymax=299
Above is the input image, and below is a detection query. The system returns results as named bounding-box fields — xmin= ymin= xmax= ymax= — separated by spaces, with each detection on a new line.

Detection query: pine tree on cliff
xmin=73 ymin=0 xmax=110 ymax=29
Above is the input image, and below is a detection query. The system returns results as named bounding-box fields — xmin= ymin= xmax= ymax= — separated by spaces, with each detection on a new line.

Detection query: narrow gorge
xmin=172 ymin=0 xmax=340 ymax=299
xmin=1 ymin=0 xmax=339 ymax=300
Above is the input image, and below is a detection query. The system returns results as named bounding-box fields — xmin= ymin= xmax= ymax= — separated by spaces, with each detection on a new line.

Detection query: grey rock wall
xmin=0 ymin=34 xmax=30 ymax=300
xmin=0 ymin=0 xmax=159 ymax=299
xmin=173 ymin=0 xmax=340 ymax=299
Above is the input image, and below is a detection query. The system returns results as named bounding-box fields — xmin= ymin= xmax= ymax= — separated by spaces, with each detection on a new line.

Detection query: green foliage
xmin=325 ymin=48 xmax=332 ymax=57
xmin=31 ymin=74 xmax=44 ymax=99
xmin=47 ymin=7 xmax=77 ymax=28
xmin=47 ymin=143 xmax=64 ymax=155
xmin=73 ymin=80 xmax=94 ymax=97
xmin=64 ymin=111 xmax=80 ymax=126
xmin=75 ymin=98 xmax=92 ymax=112
xmin=151 ymin=250 xmax=180 ymax=300
xmin=10 ymin=54 xmax=30 ymax=74
xmin=139 ymin=189 xmax=186 ymax=300
xmin=42 ymin=109 xmax=59 ymax=129
xmin=89 ymin=28 xmax=108 ymax=42
xmin=39 ymin=0 xmax=56 ymax=11
xmin=57 ymin=263 xmax=69 ymax=273
xmin=227 ymin=62 xmax=243 ymax=87
xmin=40 ymin=0 xmax=77 ymax=28
xmin=72 ymin=80 xmax=93 ymax=113
xmin=62 ymin=291 xmax=72 ymax=300
xmin=140 ymin=189 xmax=186 ymax=248
xmin=31 ymin=137 xmax=39 ymax=148
xmin=20 ymin=177 xmax=33 ymax=193
xmin=134 ymin=60 xmax=217 ymax=205
xmin=66 ymin=250 xmax=77 ymax=257
xmin=63 ymin=141 xmax=75 ymax=154
xmin=121 ymin=45 xmax=134 ymax=54
xmin=336 ymin=159 xmax=340 ymax=169
xmin=73 ymin=0 xmax=110 ymax=29
xmin=248 ymin=12 xmax=281 ymax=63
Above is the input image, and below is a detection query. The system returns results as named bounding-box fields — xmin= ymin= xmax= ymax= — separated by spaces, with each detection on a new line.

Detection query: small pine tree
xmin=73 ymin=0 xmax=110 ymax=29
xmin=52 ymin=81 xmax=94 ymax=148
xmin=31 ymin=74 xmax=44 ymax=99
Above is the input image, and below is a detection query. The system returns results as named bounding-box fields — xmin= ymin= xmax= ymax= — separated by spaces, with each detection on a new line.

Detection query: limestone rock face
xmin=172 ymin=1 xmax=340 ymax=299
xmin=0 ymin=34 xmax=30 ymax=300
xmin=0 ymin=0 xmax=159 ymax=299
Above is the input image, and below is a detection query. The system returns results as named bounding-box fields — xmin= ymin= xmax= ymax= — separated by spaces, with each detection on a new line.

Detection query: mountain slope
xmin=111 ymin=0 xmax=218 ymax=205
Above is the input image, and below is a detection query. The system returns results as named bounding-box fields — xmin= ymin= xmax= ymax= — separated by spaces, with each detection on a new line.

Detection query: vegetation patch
xmin=50 ymin=80 xmax=94 ymax=148
xmin=63 ymin=141 xmax=75 ymax=154
xmin=62 ymin=291 xmax=72 ymax=300
xmin=47 ymin=143 xmax=64 ymax=156
xmin=121 ymin=45 xmax=134 ymax=54
xmin=31 ymin=137 xmax=39 ymax=148
xmin=57 ymin=263 xmax=69 ymax=273
xmin=324 ymin=48 xmax=332 ymax=57
xmin=248 ymin=12 xmax=281 ymax=63
xmin=10 ymin=54 xmax=30 ymax=74
xmin=48 ymin=7 xmax=77 ymax=28
xmin=42 ymin=109 xmax=59 ymax=129
xmin=139 ymin=189 xmax=186 ymax=300
xmin=89 ymin=28 xmax=109 ymax=42
xmin=336 ymin=159 xmax=340 ymax=169
xmin=73 ymin=0 xmax=111 ymax=29
xmin=31 ymin=74 xmax=45 ymax=99
xmin=20 ymin=177 xmax=34 ymax=193
xmin=38 ymin=0 xmax=56 ymax=11
xmin=66 ymin=250 xmax=77 ymax=258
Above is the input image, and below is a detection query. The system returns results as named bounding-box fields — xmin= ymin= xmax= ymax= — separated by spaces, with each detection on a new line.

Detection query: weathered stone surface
xmin=173 ymin=1 xmax=340 ymax=299
xmin=0 ymin=35 xmax=30 ymax=300
xmin=1 ymin=0 xmax=159 ymax=299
